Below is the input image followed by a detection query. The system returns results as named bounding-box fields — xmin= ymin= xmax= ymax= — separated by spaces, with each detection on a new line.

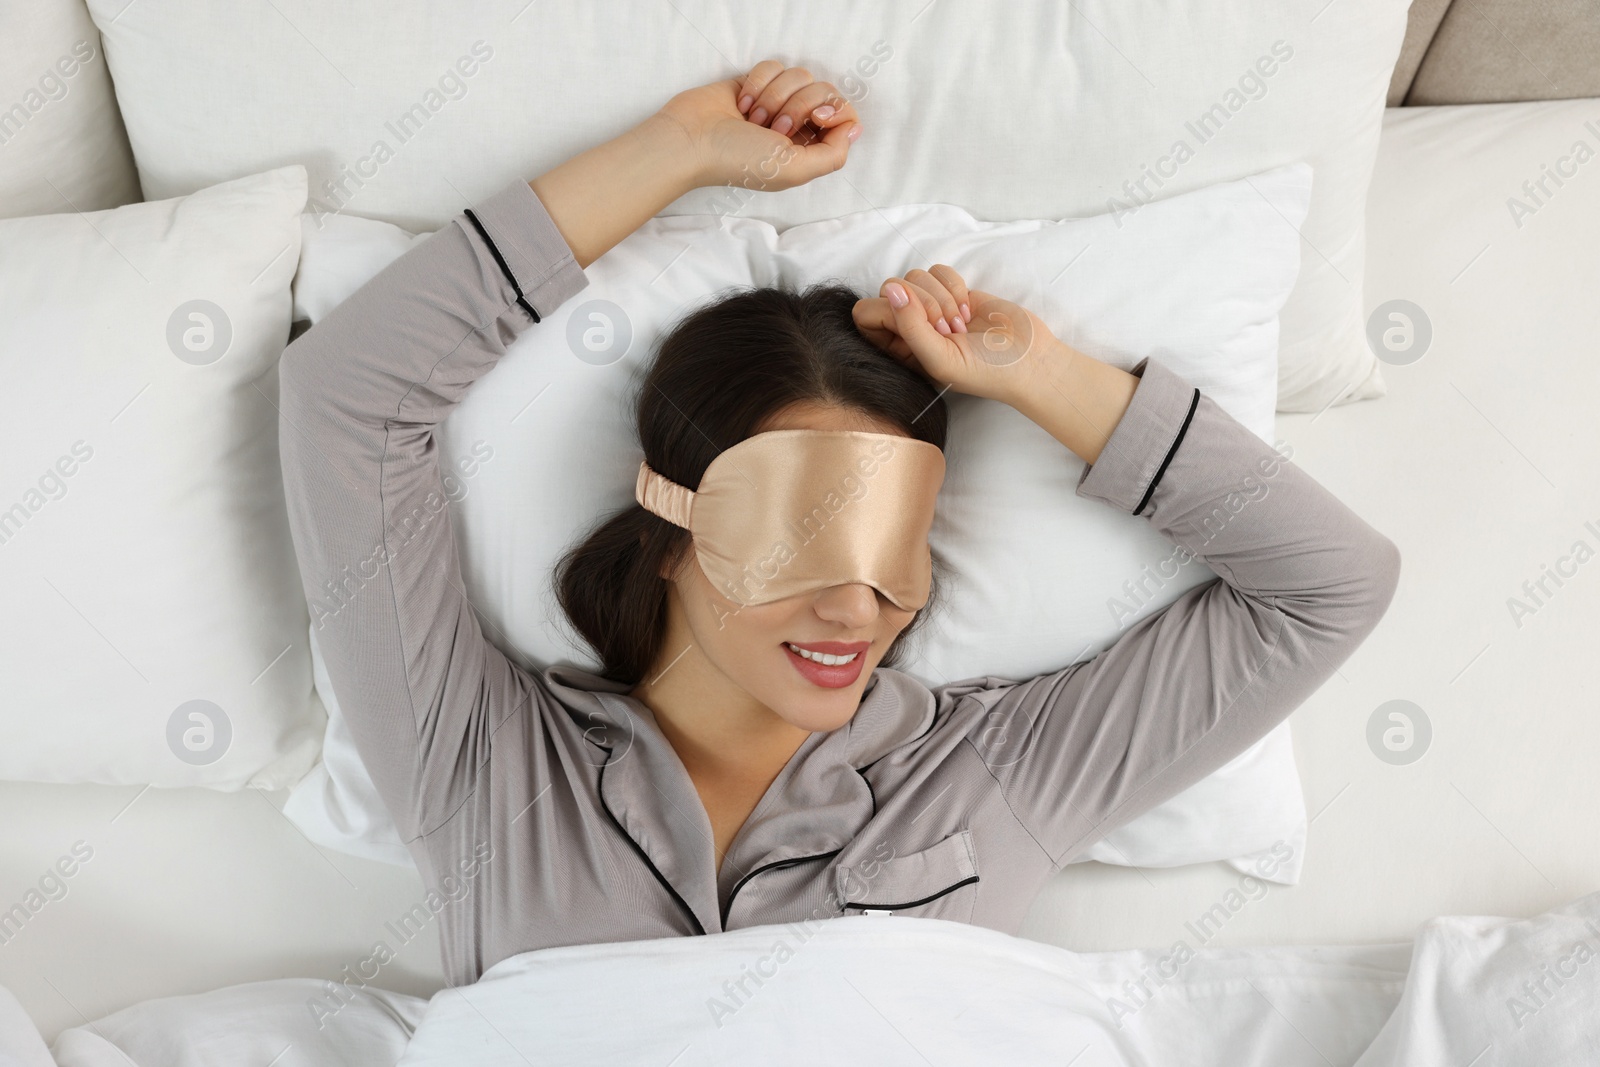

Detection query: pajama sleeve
xmin=946 ymin=356 xmax=1401 ymax=867
xmin=277 ymin=179 xmax=589 ymax=846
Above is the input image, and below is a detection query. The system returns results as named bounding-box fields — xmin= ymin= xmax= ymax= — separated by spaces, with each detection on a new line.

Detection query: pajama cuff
xmin=1075 ymin=356 xmax=1201 ymax=516
xmin=461 ymin=177 xmax=590 ymax=323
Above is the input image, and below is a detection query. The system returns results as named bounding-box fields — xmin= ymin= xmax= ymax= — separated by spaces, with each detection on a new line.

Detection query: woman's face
xmin=650 ymin=402 xmax=922 ymax=735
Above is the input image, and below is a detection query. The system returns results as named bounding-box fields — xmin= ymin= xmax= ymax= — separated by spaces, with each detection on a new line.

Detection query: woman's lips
xmin=782 ymin=640 xmax=868 ymax=689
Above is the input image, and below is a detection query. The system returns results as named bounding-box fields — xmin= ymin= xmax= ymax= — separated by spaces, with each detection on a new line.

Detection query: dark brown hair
xmin=554 ymin=281 xmax=951 ymax=684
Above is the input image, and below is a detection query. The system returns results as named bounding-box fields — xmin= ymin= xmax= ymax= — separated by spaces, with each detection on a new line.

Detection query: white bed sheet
xmin=21 ymin=889 xmax=1600 ymax=1065
xmin=1 ymin=100 xmax=1596 ymax=1048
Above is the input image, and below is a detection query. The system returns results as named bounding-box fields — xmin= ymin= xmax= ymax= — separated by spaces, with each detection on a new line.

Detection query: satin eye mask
xmin=634 ymin=429 xmax=947 ymax=611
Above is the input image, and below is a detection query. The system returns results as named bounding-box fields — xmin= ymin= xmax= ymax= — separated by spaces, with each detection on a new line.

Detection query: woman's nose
xmin=812 ymin=583 xmax=881 ymax=625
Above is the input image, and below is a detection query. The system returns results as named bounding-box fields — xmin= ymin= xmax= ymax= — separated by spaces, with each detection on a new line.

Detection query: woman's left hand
xmin=853 ymin=265 xmax=1060 ymax=405
xmin=653 ymin=59 xmax=863 ymax=192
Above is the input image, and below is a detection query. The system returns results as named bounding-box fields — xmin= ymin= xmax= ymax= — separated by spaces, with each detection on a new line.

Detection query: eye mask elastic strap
xmin=636 ymin=461 xmax=695 ymax=529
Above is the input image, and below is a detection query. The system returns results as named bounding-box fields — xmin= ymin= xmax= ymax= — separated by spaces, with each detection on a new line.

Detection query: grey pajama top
xmin=277 ymin=177 xmax=1402 ymax=989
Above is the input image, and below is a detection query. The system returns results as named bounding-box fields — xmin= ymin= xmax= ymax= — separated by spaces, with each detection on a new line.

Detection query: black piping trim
xmin=1133 ymin=387 xmax=1199 ymax=517
xmin=596 ymin=752 xmax=706 ymax=936
xmin=845 ymin=875 xmax=979 ymax=912
xmin=720 ymin=849 xmax=842 ymax=928
xmin=462 ymin=208 xmax=541 ymax=324
xmin=720 ymin=761 xmax=882 ymax=926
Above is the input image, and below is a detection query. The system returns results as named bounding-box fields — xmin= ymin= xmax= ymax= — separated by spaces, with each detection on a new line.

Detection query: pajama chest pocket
xmin=836 ymin=830 xmax=980 ymax=923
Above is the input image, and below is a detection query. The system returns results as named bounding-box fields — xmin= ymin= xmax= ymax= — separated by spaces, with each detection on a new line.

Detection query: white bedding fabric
xmin=0 ymin=165 xmax=323 ymax=789
xmin=0 ymin=0 xmax=140 ymax=218
xmin=281 ymin=165 xmax=1313 ymax=883
xmin=3 ymin=77 xmax=1595 ymax=1067
xmin=81 ymin=0 xmax=1410 ymax=413
xmin=22 ymin=888 xmax=1600 ymax=1066
xmin=41 ymin=981 xmax=423 ymax=1067
xmin=1019 ymin=96 xmax=1600 ymax=954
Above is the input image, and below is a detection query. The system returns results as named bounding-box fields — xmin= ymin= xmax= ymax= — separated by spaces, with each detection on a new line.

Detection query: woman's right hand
xmin=653 ymin=59 xmax=863 ymax=192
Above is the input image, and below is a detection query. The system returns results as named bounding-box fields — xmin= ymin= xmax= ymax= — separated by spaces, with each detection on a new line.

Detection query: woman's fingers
xmin=747 ymin=65 xmax=814 ymax=126
xmin=856 ymin=278 xmax=1053 ymax=402
xmin=770 ymin=81 xmax=852 ymax=139
xmin=905 ymin=268 xmax=967 ymax=334
xmin=852 ymin=295 xmax=914 ymax=361
xmin=854 ymin=267 xmax=972 ymax=345
xmin=881 ymin=277 xmax=953 ymax=368
xmin=928 ymin=264 xmax=972 ymax=325
xmin=781 ymin=115 xmax=858 ymax=184
xmin=855 ymin=264 xmax=977 ymax=380
xmin=736 ymin=59 xmax=786 ymax=115
xmin=898 ymin=278 xmax=947 ymax=334
xmin=731 ymin=59 xmax=865 ymax=185
xmin=852 ymin=294 xmax=896 ymax=342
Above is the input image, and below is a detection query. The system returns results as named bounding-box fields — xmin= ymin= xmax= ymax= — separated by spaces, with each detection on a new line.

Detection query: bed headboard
xmin=1388 ymin=0 xmax=1600 ymax=104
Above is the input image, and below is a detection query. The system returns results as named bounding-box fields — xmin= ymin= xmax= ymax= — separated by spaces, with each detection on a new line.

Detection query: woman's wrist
xmin=1005 ymin=340 xmax=1139 ymax=467
xmin=527 ymin=115 xmax=703 ymax=270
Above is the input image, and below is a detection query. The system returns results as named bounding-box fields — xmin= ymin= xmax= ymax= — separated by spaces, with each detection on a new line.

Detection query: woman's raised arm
xmin=534 ymin=58 xmax=863 ymax=269
xmin=278 ymin=172 xmax=594 ymax=850
xmin=861 ymin=266 xmax=1401 ymax=869
xmin=277 ymin=62 xmax=861 ymax=852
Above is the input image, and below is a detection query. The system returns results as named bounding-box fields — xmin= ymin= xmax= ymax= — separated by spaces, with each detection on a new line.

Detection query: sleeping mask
xmin=634 ymin=429 xmax=946 ymax=611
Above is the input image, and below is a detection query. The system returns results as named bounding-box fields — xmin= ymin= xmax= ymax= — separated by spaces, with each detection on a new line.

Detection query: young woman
xmin=279 ymin=59 xmax=1400 ymax=987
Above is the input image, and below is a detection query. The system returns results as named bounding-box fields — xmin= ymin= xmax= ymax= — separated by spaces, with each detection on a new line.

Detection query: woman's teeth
xmin=785 ymin=642 xmax=860 ymax=666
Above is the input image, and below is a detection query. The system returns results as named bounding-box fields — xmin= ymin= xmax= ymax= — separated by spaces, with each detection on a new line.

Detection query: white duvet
xmin=14 ymin=889 xmax=1598 ymax=1066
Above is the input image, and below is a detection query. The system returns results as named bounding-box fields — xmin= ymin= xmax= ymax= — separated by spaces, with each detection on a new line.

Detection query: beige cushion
xmin=1386 ymin=0 xmax=1455 ymax=105
xmin=1398 ymin=0 xmax=1600 ymax=104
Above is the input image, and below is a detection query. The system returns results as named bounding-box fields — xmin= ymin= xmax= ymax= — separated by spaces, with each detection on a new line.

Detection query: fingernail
xmin=738 ymin=94 xmax=753 ymax=113
xmin=751 ymin=106 xmax=768 ymax=125
xmin=952 ymin=315 xmax=967 ymax=334
xmin=847 ymin=123 xmax=862 ymax=143
xmin=960 ymin=302 xmax=970 ymax=321
xmin=772 ymin=114 xmax=793 ymax=135
xmin=813 ymin=104 xmax=835 ymax=121
xmin=886 ymin=283 xmax=908 ymax=308
xmin=935 ymin=318 xmax=951 ymax=335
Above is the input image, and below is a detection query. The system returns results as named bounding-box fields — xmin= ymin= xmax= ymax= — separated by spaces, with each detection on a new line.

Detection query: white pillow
xmin=0 ymin=0 xmax=140 ymax=218
xmin=82 ymin=0 xmax=1407 ymax=413
xmin=47 ymin=977 xmax=424 ymax=1067
xmin=286 ymin=163 xmax=1313 ymax=883
xmin=0 ymin=165 xmax=324 ymax=789
xmin=0 ymin=985 xmax=52 ymax=1067
xmin=1357 ymin=890 xmax=1600 ymax=1065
